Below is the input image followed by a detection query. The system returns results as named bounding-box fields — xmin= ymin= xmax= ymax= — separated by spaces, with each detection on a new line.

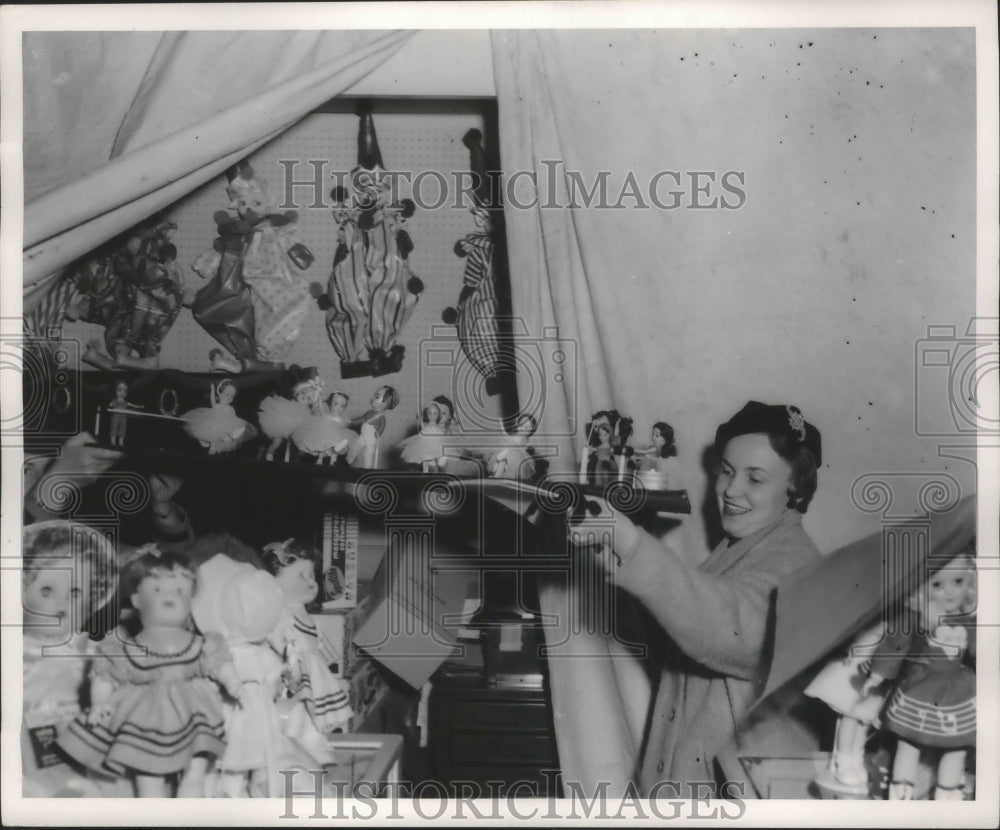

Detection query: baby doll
xmin=350 ymin=385 xmax=399 ymax=469
xmin=263 ymin=539 xmax=352 ymax=760
xmin=192 ymin=553 xmax=308 ymax=798
xmin=292 ymin=390 xmax=362 ymax=466
xmin=182 ymin=380 xmax=252 ymax=454
xmin=57 ymin=549 xmax=243 ymax=797
xmin=259 ymin=376 xmax=319 ymax=462
xmin=487 ymin=414 xmax=538 ymax=481
xmin=21 ymin=521 xmax=119 ymax=797
xmin=805 ymin=619 xmax=890 ymax=796
xmin=633 ymin=422 xmax=683 ymax=491
xmin=864 ymin=550 xmax=977 ymax=801
xmin=107 ymin=379 xmax=144 ymax=447
xmin=398 ymin=401 xmax=448 ymax=472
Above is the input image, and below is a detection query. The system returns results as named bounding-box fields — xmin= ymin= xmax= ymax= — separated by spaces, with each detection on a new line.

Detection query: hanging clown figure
xmin=442 ymin=128 xmax=510 ymax=397
xmin=313 ymin=102 xmax=424 ymax=378
xmin=190 ymin=161 xmax=315 ymax=372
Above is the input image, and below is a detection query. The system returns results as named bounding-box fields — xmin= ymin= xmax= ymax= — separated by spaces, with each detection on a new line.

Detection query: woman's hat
xmin=715 ymin=401 xmax=822 ymax=465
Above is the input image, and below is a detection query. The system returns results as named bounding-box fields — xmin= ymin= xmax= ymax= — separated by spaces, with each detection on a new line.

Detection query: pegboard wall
xmin=62 ymin=100 xmax=508 ymax=451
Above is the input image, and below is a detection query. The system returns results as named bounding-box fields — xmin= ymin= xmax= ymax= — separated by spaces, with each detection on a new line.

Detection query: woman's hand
xmin=566 ymin=494 xmax=640 ymax=561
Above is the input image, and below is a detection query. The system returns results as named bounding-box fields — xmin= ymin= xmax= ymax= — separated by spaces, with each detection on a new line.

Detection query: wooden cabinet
xmin=428 ymin=683 xmax=561 ymax=796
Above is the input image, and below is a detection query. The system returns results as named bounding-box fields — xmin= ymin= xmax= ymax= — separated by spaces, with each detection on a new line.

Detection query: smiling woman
xmin=568 ymin=400 xmax=823 ymax=796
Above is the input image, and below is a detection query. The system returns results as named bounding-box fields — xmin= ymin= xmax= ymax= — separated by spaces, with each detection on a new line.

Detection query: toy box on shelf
xmin=314 ymin=580 xmax=373 ymax=678
xmin=319 ymin=510 xmax=360 ymax=608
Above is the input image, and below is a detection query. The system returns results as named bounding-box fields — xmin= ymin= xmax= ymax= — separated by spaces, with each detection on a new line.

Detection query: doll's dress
xmin=353 ymin=411 xmax=388 ymax=467
xmin=279 ymin=606 xmax=353 ymax=739
xmin=21 ymin=633 xmax=131 ymax=797
xmin=874 ymin=612 xmax=976 ymax=750
xmin=182 ymin=402 xmax=249 ymax=448
xmin=636 ymin=455 xmax=683 ymax=491
xmin=57 ymin=628 xmax=229 ymax=776
xmin=292 ymin=412 xmax=361 ymax=458
xmin=587 ymin=446 xmax=617 ymax=484
xmin=218 ymin=641 xmax=285 ymax=773
xmin=487 ymin=438 xmax=536 ymax=480
xmin=804 ymin=620 xmax=887 ymax=725
xmin=258 ymin=395 xmax=310 ymax=441
xmin=398 ymin=424 xmax=447 ymax=465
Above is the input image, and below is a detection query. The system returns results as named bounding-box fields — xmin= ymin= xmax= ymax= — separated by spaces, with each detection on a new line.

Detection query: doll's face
xmin=596 ymin=425 xmax=612 ymax=446
xmin=274 ymin=558 xmax=318 ymax=605
xmin=372 ymin=387 xmax=392 ymax=411
xmin=132 ymin=569 xmax=194 ymax=628
xmin=437 ymin=402 xmax=453 ymax=427
xmin=329 ymin=394 xmax=348 ymax=416
xmin=425 ymin=403 xmax=441 ymax=425
xmin=115 ymin=382 xmax=129 ymax=400
xmin=218 ymin=384 xmax=237 ymax=405
xmin=515 ymin=416 xmax=535 ymax=437
xmin=715 ymin=433 xmax=794 ymax=540
xmin=925 ymin=559 xmax=974 ymax=615
xmin=23 ymin=563 xmax=86 ymax=640
xmin=652 ymin=427 xmax=666 ymax=450
xmin=294 ymin=385 xmax=313 ymax=405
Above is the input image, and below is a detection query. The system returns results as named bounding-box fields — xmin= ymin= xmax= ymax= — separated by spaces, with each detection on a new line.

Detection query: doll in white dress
xmin=258 ymin=377 xmax=317 ymax=461
xmin=487 ymin=414 xmax=538 ymax=481
xmin=398 ymin=401 xmax=448 ymax=472
xmin=182 ymin=380 xmax=251 ymax=454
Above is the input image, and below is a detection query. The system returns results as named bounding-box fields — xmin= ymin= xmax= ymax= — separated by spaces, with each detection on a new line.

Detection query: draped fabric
xmin=22 ymin=30 xmax=416 ymax=313
xmin=491 ymin=29 xmax=975 ymax=794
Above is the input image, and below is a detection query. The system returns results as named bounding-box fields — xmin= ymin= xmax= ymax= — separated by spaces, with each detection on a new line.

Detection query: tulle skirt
xmin=258 ymin=396 xmax=310 ymax=440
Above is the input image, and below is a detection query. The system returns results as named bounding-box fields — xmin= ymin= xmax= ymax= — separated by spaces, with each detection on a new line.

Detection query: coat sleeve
xmin=613 ymin=526 xmax=815 ymax=681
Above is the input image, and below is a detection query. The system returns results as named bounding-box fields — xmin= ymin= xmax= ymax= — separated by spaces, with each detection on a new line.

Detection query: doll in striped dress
xmin=57 ymin=549 xmax=243 ymax=797
xmin=263 ymin=540 xmax=352 ymax=762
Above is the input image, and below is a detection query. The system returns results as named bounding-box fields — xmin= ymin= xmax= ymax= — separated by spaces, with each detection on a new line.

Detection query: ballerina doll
xmin=57 ymin=549 xmax=243 ymax=797
xmin=182 ymin=379 xmax=252 ymax=454
xmin=633 ymin=422 xmax=683 ymax=490
xmin=863 ymin=549 xmax=977 ymax=801
xmin=350 ymin=385 xmax=399 ymax=469
xmin=263 ymin=540 xmax=352 ymax=762
xmin=292 ymin=390 xmax=362 ymax=465
xmin=21 ymin=521 xmax=122 ymax=797
xmin=487 ymin=414 xmax=538 ymax=481
xmin=107 ymin=379 xmax=144 ymax=447
xmin=398 ymin=401 xmax=448 ymax=472
xmin=258 ymin=375 xmax=319 ymax=461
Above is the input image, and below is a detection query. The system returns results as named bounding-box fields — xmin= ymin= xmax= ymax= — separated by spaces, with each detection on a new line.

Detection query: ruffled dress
xmin=804 ymin=620 xmax=887 ymax=724
xmin=398 ymin=425 xmax=447 ymax=465
xmin=279 ymin=607 xmax=352 ymax=739
xmin=872 ymin=612 xmax=976 ymax=749
xmin=291 ymin=414 xmax=362 ymax=460
xmin=258 ymin=395 xmax=310 ymax=441
xmin=182 ymin=403 xmax=250 ymax=449
xmin=57 ymin=629 xmax=230 ymax=776
xmin=218 ymin=642 xmax=285 ymax=773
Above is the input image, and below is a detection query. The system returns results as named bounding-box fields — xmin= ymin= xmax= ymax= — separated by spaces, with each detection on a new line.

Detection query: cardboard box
xmin=313 ymin=581 xmax=373 ymax=677
xmin=319 ymin=510 xmax=359 ymax=608
xmin=351 ymin=533 xmax=473 ymax=688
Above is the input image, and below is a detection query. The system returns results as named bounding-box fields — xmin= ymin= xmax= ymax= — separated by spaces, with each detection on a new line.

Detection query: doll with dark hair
xmin=350 ymin=385 xmax=399 ymax=468
xmin=58 ymin=548 xmax=242 ymax=797
xmin=486 ymin=414 xmax=538 ymax=481
xmin=581 ymin=409 xmax=634 ymax=484
xmin=634 ymin=422 xmax=683 ymax=490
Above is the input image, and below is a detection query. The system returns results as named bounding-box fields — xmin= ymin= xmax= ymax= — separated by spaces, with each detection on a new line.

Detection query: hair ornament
xmin=786 ymin=405 xmax=807 ymax=441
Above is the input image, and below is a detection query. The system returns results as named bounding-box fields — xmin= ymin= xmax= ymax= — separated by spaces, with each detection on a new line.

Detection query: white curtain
xmin=22 ymin=29 xmax=416 ymax=311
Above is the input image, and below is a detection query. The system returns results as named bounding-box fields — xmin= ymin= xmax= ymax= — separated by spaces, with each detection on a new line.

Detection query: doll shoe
xmin=888 ymin=780 xmax=915 ymax=800
xmin=831 ymin=753 xmax=869 ymax=789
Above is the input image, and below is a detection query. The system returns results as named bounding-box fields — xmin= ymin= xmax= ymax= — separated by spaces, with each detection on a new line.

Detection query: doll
xmin=258 ymin=375 xmax=319 ymax=462
xmin=864 ymin=550 xmax=977 ymax=800
xmin=431 ymin=394 xmax=483 ymax=477
xmin=191 ymin=553 xmax=321 ymax=798
xmin=586 ymin=423 xmax=617 ymax=485
xmin=57 ymin=549 xmax=243 ymax=797
xmin=263 ymin=540 xmax=352 ymax=761
xmin=350 ymin=385 xmax=399 ymax=469
xmin=397 ymin=401 xmax=448 ymax=472
xmin=292 ymin=390 xmax=362 ymax=466
xmin=21 ymin=521 xmax=120 ymax=797
xmin=633 ymin=422 xmax=683 ymax=491
xmin=805 ymin=619 xmax=890 ymax=796
xmin=182 ymin=380 xmax=252 ymax=454
xmin=107 ymin=379 xmax=144 ymax=447
xmin=581 ymin=409 xmax=634 ymax=484
xmin=487 ymin=414 xmax=538 ymax=481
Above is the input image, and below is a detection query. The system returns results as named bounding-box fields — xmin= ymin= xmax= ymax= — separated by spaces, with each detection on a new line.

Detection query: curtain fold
xmin=22 ymin=29 xmax=416 ymax=307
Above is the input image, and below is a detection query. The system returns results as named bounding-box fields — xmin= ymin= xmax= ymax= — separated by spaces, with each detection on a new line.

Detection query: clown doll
xmin=57 ymin=549 xmax=242 ymax=797
xmin=864 ymin=549 xmax=977 ymax=800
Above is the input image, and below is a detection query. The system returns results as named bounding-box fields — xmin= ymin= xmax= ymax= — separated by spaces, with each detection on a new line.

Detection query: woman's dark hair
xmin=763 ymin=431 xmax=819 ymax=513
xmin=652 ymin=422 xmax=677 ymax=458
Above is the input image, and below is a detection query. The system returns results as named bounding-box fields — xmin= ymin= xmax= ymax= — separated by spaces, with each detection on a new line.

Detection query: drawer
xmin=443 ymin=700 xmax=551 ymax=732
xmin=448 ymin=733 xmax=557 ymax=766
